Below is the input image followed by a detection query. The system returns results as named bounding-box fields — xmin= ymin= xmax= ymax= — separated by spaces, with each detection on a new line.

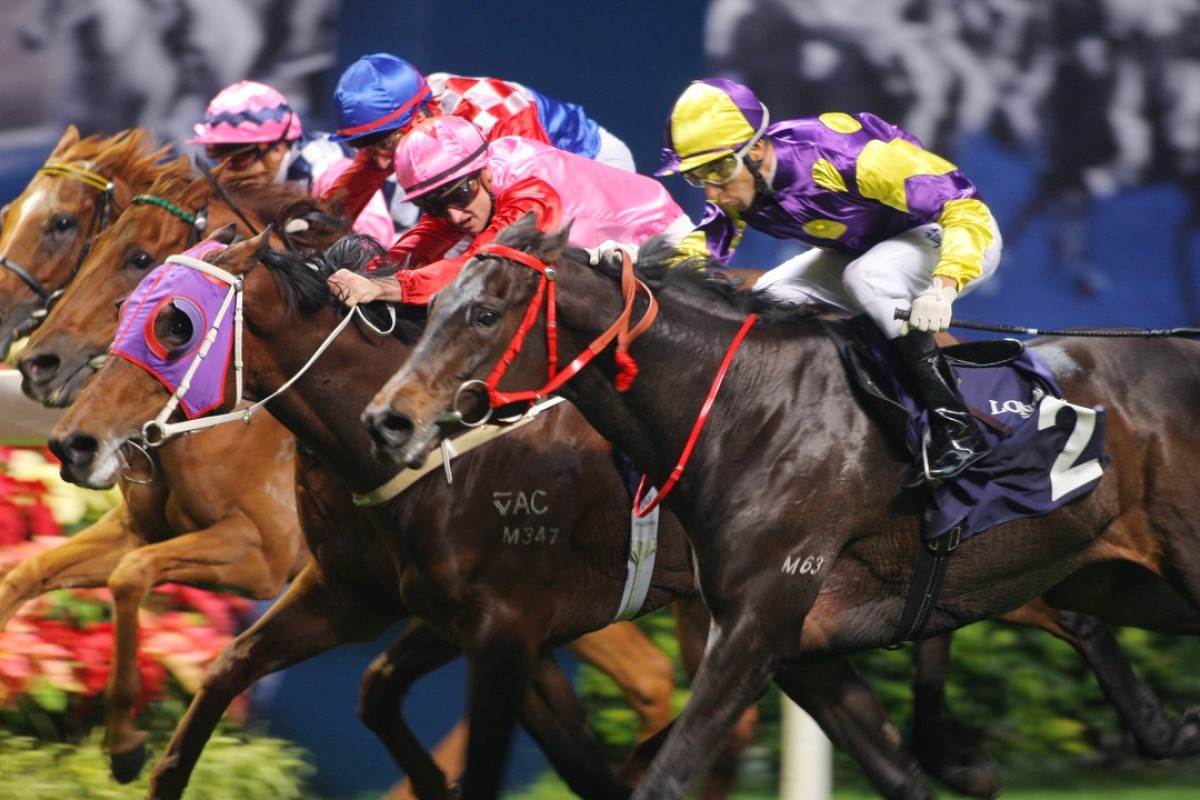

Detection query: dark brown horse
xmin=17 ymin=165 xmax=754 ymax=799
xmin=0 ymin=126 xmax=170 ymax=357
xmin=40 ymin=232 xmax=786 ymax=800
xmin=363 ymin=217 xmax=1200 ymax=799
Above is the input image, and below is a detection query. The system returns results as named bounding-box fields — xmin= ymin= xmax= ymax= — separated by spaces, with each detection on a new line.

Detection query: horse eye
xmin=127 ymin=250 xmax=155 ymax=271
xmin=153 ymin=304 xmax=195 ymax=356
xmin=48 ymin=213 xmax=77 ymax=235
xmin=470 ymin=306 xmax=501 ymax=329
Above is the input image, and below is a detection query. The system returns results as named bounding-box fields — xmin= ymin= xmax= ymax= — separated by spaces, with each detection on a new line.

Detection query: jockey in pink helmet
xmin=190 ymin=80 xmax=394 ymax=245
xmin=321 ymin=53 xmax=636 ymax=238
xmin=326 ymin=116 xmax=692 ymax=307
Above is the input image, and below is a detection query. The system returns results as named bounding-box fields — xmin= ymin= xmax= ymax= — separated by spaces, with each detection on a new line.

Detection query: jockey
xmin=189 ymin=80 xmax=394 ymax=245
xmin=326 ymin=115 xmax=692 ymax=307
xmin=658 ymin=78 xmax=1003 ymax=484
xmin=322 ymin=52 xmax=636 ymax=233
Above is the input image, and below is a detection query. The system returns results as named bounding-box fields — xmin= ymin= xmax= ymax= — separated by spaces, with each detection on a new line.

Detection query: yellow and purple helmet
xmin=656 ymin=78 xmax=770 ymax=176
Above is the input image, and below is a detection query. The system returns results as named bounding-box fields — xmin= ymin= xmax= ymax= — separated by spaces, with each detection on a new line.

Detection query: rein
xmin=140 ymin=254 xmax=395 ymax=445
xmin=472 ymin=245 xmax=658 ymax=412
xmin=1 ymin=162 xmax=117 ymax=321
xmin=453 ymin=244 xmax=755 ymax=516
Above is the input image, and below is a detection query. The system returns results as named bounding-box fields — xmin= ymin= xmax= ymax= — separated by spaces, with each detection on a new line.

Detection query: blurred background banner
xmin=4 ymin=2 xmax=1200 ymax=797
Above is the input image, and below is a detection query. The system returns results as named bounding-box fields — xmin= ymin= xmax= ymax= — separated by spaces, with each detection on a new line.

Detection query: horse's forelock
xmin=64 ymin=128 xmax=172 ymax=186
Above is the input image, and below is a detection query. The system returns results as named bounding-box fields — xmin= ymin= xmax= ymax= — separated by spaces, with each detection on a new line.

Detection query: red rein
xmin=476 ymin=244 xmax=757 ymax=516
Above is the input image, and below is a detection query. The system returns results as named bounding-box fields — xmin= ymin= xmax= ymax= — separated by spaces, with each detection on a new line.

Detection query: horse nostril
xmin=48 ymin=432 xmax=99 ymax=469
xmin=19 ymin=351 xmax=60 ymax=382
xmin=363 ymin=407 xmax=414 ymax=449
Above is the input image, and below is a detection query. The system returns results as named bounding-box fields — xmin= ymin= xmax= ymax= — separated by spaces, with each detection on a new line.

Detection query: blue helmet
xmin=330 ymin=53 xmax=432 ymax=143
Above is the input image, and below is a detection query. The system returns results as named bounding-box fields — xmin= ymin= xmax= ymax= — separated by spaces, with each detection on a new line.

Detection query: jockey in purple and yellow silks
xmin=657 ymin=78 xmax=1004 ymax=484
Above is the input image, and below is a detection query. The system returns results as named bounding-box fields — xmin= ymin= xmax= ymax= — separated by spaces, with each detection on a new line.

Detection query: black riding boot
xmin=895 ymin=331 xmax=990 ymax=484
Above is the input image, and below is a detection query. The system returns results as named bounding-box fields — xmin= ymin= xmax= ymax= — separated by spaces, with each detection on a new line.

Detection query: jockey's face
xmin=701 ymin=139 xmax=769 ymax=213
xmin=210 ymin=141 xmax=290 ymax=183
xmin=443 ymin=169 xmax=494 ymax=236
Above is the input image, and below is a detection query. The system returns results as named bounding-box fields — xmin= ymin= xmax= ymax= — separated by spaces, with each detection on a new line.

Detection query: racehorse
xmin=363 ymin=217 xmax=1200 ymax=799
xmin=16 ymin=165 xmax=753 ymax=799
xmin=0 ymin=125 xmax=170 ymax=358
xmin=0 ymin=151 xmax=344 ymax=781
xmin=42 ymin=230 xmax=963 ymax=800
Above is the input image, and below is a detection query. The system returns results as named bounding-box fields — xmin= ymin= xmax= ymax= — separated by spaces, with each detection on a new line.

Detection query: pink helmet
xmin=394 ymin=116 xmax=490 ymax=201
xmin=189 ymin=81 xmax=303 ymax=146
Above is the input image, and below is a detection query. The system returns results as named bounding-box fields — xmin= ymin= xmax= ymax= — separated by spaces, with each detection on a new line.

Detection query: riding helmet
xmin=393 ymin=116 xmax=490 ymax=201
xmin=330 ymin=53 xmax=432 ymax=143
xmin=656 ymin=78 xmax=770 ymax=176
xmin=189 ymin=81 xmax=302 ymax=145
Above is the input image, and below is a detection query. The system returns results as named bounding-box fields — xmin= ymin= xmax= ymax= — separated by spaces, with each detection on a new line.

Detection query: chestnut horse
xmin=0 ymin=126 xmax=170 ymax=357
xmin=42 ymin=233 xmax=944 ymax=800
xmin=15 ymin=157 xmax=745 ymax=799
xmin=0 ymin=150 xmax=345 ymax=780
xmin=364 ymin=218 xmax=1200 ymax=799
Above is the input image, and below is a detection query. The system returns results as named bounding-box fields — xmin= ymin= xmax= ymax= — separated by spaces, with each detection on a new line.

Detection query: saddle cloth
xmin=823 ymin=316 xmax=1108 ymax=541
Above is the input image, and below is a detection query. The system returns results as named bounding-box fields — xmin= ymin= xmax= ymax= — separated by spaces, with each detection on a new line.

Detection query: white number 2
xmin=1037 ymin=396 xmax=1104 ymax=501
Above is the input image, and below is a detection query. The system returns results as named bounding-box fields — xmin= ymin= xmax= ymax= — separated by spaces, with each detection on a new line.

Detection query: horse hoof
xmin=923 ymin=753 xmax=1002 ymax=799
xmin=111 ymin=742 xmax=148 ymax=784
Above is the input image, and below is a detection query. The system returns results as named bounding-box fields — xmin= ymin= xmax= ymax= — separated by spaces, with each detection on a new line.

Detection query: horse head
xmin=48 ymin=230 xmax=274 ymax=489
xmin=362 ymin=213 xmax=580 ymax=467
xmin=0 ymin=126 xmax=170 ymax=359
xmin=18 ymin=160 xmax=347 ymax=406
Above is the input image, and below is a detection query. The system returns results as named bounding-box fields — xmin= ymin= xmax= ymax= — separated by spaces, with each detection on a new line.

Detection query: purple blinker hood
xmin=109 ymin=240 xmax=233 ymax=418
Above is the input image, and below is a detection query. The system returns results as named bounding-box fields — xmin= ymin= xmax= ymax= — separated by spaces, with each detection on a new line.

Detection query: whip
xmin=893 ymin=309 xmax=1200 ymax=340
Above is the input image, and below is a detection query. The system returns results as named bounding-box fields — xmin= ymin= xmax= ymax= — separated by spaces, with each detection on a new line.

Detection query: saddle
xmin=822 ymin=316 xmax=1108 ymax=543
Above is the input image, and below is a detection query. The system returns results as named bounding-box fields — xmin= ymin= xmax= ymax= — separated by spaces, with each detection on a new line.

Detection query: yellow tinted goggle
xmin=682 ymin=153 xmax=743 ymax=187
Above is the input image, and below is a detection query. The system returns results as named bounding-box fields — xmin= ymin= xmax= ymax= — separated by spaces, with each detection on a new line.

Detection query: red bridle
xmin=473 ymin=243 xmax=757 ymax=517
xmin=478 ymin=244 xmax=658 ymax=406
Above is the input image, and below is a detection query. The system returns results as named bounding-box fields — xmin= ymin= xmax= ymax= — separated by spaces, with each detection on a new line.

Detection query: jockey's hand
xmin=586 ymin=240 xmax=639 ymax=267
xmin=902 ymin=278 xmax=958 ymax=334
xmin=328 ymin=269 xmax=398 ymax=306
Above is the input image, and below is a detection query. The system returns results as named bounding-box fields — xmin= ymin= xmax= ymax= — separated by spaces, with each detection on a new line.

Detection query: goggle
xmin=205 ymin=143 xmax=273 ymax=171
xmin=680 ymin=137 xmax=759 ymax=188
xmin=347 ymin=126 xmax=406 ymax=152
xmin=682 ymin=153 xmax=745 ymax=188
xmin=413 ymin=173 xmax=482 ymax=218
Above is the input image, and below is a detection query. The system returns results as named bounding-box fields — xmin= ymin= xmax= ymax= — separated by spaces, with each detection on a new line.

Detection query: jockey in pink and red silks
xmin=325 ymin=115 xmax=692 ymax=307
xmin=659 ymin=78 xmax=1005 ymax=483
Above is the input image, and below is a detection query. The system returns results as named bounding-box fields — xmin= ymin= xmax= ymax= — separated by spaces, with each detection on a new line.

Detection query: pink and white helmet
xmin=394 ymin=116 xmax=490 ymax=201
xmin=189 ymin=81 xmax=303 ymax=146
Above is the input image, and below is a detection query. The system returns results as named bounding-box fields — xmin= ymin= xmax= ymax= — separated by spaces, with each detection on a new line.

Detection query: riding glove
xmin=586 ymin=240 xmax=639 ymax=267
xmin=902 ymin=282 xmax=957 ymax=334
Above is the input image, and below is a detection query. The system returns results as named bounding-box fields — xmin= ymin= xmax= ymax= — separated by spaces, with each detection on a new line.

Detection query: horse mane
xmin=218 ymin=172 xmax=351 ymax=250
xmin=258 ymin=234 xmax=426 ymax=344
xmin=61 ymin=128 xmax=173 ymax=186
xmin=489 ymin=221 xmax=837 ymax=327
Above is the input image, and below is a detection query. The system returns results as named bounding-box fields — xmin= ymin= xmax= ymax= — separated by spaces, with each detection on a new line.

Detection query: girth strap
xmin=889 ymin=525 xmax=960 ymax=647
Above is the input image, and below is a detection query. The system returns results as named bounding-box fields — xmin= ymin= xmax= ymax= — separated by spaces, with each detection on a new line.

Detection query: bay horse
xmin=363 ymin=216 xmax=1200 ymax=799
xmin=0 ymin=125 xmax=170 ymax=358
xmin=16 ymin=166 xmax=749 ymax=799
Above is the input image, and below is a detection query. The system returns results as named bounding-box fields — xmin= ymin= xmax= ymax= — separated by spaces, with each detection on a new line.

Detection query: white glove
xmin=901 ymin=282 xmax=957 ymax=334
xmin=586 ymin=240 xmax=639 ymax=266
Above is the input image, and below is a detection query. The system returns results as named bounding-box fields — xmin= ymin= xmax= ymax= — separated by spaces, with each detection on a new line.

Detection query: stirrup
xmin=904 ymin=431 xmax=987 ymax=488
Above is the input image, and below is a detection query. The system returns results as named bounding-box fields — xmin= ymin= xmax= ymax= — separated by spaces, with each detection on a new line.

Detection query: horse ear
xmin=538 ymin=220 xmax=573 ymax=263
xmin=52 ymin=125 xmax=81 ymax=156
xmin=208 ymin=223 xmax=241 ymax=245
xmin=251 ymin=226 xmax=275 ymax=262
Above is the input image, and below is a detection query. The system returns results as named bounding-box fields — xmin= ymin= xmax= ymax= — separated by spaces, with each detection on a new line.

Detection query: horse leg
xmin=387 ymin=723 xmax=469 ymax=800
xmin=518 ymin=651 xmax=632 ymax=800
xmin=103 ymin=517 xmax=298 ymax=783
xmin=629 ymin=613 xmax=776 ymax=800
xmin=568 ymin=621 xmax=675 ymax=740
xmin=0 ymin=507 xmax=136 ymax=629
xmin=358 ymin=621 xmax=465 ymax=800
xmin=908 ymin=633 xmax=1002 ymax=798
xmin=458 ymin=607 xmax=542 ymax=800
xmin=669 ymin=595 xmax=759 ymax=800
xmin=148 ymin=563 xmax=396 ymax=800
xmin=775 ymin=656 xmax=938 ymax=800
xmin=1002 ymin=600 xmax=1200 ymax=758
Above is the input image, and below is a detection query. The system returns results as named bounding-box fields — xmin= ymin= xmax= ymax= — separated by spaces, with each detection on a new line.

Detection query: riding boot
xmin=894 ymin=331 xmax=990 ymax=484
